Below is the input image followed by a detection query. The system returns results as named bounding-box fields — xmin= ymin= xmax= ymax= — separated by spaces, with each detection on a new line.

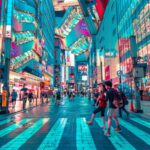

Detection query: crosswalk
xmin=0 ymin=116 xmax=150 ymax=150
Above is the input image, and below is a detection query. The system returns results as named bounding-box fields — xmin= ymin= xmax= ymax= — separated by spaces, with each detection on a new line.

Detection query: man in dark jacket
xmin=104 ymin=81 xmax=121 ymax=136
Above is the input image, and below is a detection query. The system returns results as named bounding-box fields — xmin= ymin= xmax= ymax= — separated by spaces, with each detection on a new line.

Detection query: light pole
xmin=1 ymin=0 xmax=13 ymax=114
xmin=130 ymin=36 xmax=145 ymax=113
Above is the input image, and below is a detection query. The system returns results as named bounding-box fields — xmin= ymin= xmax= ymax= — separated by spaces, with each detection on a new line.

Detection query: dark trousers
xmin=119 ymin=106 xmax=129 ymax=117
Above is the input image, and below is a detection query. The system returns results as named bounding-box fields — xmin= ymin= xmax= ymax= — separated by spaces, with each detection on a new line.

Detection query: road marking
xmin=0 ymin=118 xmax=49 ymax=150
xmin=119 ymin=119 xmax=150 ymax=145
xmin=38 ymin=118 xmax=67 ymax=150
xmin=0 ymin=119 xmax=31 ymax=137
xmin=95 ymin=118 xmax=136 ymax=150
xmin=0 ymin=118 xmax=14 ymax=126
xmin=130 ymin=117 xmax=150 ymax=129
xmin=76 ymin=118 xmax=96 ymax=150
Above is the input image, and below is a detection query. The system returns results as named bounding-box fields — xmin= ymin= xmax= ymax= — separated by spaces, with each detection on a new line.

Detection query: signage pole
xmin=1 ymin=0 xmax=13 ymax=113
xmin=130 ymin=36 xmax=143 ymax=113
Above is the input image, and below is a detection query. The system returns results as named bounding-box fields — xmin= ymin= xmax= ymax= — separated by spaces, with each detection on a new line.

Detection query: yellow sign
xmin=2 ymin=90 xmax=7 ymax=107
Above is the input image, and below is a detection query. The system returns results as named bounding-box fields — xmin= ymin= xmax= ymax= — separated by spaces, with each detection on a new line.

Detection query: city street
xmin=0 ymin=96 xmax=150 ymax=150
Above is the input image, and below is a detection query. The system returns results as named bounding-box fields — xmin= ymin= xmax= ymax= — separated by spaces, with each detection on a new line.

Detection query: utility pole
xmin=130 ymin=36 xmax=143 ymax=113
xmin=1 ymin=0 xmax=13 ymax=114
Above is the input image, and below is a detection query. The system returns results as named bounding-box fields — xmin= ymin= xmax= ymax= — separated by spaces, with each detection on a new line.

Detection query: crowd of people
xmin=9 ymin=81 xmax=130 ymax=136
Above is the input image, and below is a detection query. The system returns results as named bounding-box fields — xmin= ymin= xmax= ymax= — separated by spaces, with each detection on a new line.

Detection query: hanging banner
xmin=5 ymin=0 xmax=13 ymax=38
xmin=105 ymin=65 xmax=110 ymax=81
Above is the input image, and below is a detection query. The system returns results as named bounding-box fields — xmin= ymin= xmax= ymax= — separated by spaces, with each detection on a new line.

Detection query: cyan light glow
xmin=95 ymin=118 xmax=136 ymax=150
xmin=119 ymin=119 xmax=150 ymax=145
xmin=38 ymin=118 xmax=67 ymax=150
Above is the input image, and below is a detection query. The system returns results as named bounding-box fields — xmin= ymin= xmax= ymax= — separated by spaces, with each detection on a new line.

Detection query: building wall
xmin=96 ymin=0 xmax=150 ymax=99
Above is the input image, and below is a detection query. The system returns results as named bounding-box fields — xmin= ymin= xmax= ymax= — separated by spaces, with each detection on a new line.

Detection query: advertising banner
xmin=105 ymin=65 xmax=110 ymax=81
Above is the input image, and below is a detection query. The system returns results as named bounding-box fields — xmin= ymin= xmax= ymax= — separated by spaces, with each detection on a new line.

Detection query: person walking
xmin=28 ymin=91 xmax=33 ymax=104
xmin=11 ymin=89 xmax=18 ymax=109
xmin=56 ymin=89 xmax=61 ymax=104
xmin=86 ymin=83 xmax=107 ymax=129
xmin=118 ymin=89 xmax=129 ymax=117
xmin=93 ymin=88 xmax=99 ymax=106
xmin=104 ymin=81 xmax=121 ymax=136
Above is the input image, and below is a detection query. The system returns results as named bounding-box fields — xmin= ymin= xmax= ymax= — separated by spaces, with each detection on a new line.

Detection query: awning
xmin=16 ymin=59 xmax=42 ymax=78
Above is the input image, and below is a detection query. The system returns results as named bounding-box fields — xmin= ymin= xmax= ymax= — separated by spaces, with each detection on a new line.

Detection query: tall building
xmin=0 ymin=0 xmax=55 ymax=97
xmin=96 ymin=0 xmax=150 ymax=100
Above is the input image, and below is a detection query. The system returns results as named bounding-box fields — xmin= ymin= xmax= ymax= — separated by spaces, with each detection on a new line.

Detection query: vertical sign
xmin=105 ymin=65 xmax=110 ymax=81
xmin=5 ymin=0 xmax=13 ymax=38
xmin=0 ymin=0 xmax=3 ymax=56
xmin=2 ymin=90 xmax=7 ymax=107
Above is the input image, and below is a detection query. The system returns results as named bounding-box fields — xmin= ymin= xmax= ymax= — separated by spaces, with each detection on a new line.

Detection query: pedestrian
xmin=93 ymin=88 xmax=99 ymax=106
xmin=28 ymin=91 xmax=33 ymax=104
xmin=86 ymin=83 xmax=107 ymax=129
xmin=56 ymin=89 xmax=61 ymax=104
xmin=11 ymin=89 xmax=18 ymax=109
xmin=104 ymin=81 xmax=121 ymax=136
xmin=118 ymin=89 xmax=129 ymax=117
xmin=40 ymin=91 xmax=45 ymax=104
xmin=22 ymin=92 xmax=28 ymax=110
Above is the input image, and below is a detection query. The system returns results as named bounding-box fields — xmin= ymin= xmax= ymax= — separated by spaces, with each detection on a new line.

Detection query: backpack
xmin=112 ymin=90 xmax=123 ymax=108
xmin=121 ymin=92 xmax=128 ymax=105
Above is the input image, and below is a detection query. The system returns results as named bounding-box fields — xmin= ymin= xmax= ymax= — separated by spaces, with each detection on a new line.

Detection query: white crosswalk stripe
xmin=119 ymin=118 xmax=150 ymax=145
xmin=95 ymin=118 xmax=136 ymax=150
xmin=130 ymin=117 xmax=150 ymax=128
xmin=0 ymin=117 xmax=150 ymax=149
xmin=0 ymin=118 xmax=49 ymax=150
xmin=38 ymin=118 xmax=67 ymax=150
xmin=76 ymin=118 xmax=96 ymax=150
xmin=0 ymin=118 xmax=31 ymax=137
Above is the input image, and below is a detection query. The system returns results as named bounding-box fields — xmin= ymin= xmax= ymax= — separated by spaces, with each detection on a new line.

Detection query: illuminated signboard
xmin=119 ymin=38 xmax=130 ymax=57
xmin=105 ymin=65 xmax=110 ymax=81
xmin=6 ymin=0 xmax=13 ymax=38
xmin=78 ymin=65 xmax=88 ymax=75
xmin=78 ymin=65 xmax=87 ymax=71
xmin=65 ymin=20 xmax=90 ymax=47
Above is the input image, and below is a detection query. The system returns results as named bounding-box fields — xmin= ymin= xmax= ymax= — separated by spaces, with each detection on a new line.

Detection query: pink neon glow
xmin=95 ymin=0 xmax=108 ymax=20
xmin=75 ymin=20 xmax=90 ymax=37
xmin=11 ymin=42 xmax=22 ymax=58
xmin=13 ymin=17 xmax=22 ymax=31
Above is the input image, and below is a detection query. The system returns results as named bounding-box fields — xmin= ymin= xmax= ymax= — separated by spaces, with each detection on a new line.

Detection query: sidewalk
xmin=128 ymin=100 xmax=150 ymax=119
xmin=140 ymin=100 xmax=150 ymax=117
xmin=0 ymin=97 xmax=51 ymax=116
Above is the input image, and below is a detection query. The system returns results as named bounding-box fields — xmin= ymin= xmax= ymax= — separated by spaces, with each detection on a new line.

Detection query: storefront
xmin=9 ymin=71 xmax=41 ymax=99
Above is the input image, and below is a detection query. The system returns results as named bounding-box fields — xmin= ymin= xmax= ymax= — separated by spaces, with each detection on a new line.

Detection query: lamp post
xmin=1 ymin=0 xmax=13 ymax=114
xmin=130 ymin=36 xmax=144 ymax=113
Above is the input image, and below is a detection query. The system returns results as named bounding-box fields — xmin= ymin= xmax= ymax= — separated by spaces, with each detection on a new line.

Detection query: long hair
xmin=100 ymin=84 xmax=107 ymax=93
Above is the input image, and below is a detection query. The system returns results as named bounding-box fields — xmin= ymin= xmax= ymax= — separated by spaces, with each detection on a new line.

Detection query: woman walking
xmin=86 ymin=83 xmax=107 ymax=129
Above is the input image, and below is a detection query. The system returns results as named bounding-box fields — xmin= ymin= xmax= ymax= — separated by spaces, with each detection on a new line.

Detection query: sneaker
xmin=104 ymin=131 xmax=111 ymax=136
xmin=86 ymin=121 xmax=92 ymax=125
xmin=115 ymin=127 xmax=122 ymax=132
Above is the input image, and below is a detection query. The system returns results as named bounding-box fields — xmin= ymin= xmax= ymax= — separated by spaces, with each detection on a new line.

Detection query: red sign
xmin=34 ymin=39 xmax=42 ymax=56
xmin=105 ymin=66 xmax=110 ymax=80
xmin=78 ymin=65 xmax=87 ymax=71
xmin=148 ymin=55 xmax=150 ymax=66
